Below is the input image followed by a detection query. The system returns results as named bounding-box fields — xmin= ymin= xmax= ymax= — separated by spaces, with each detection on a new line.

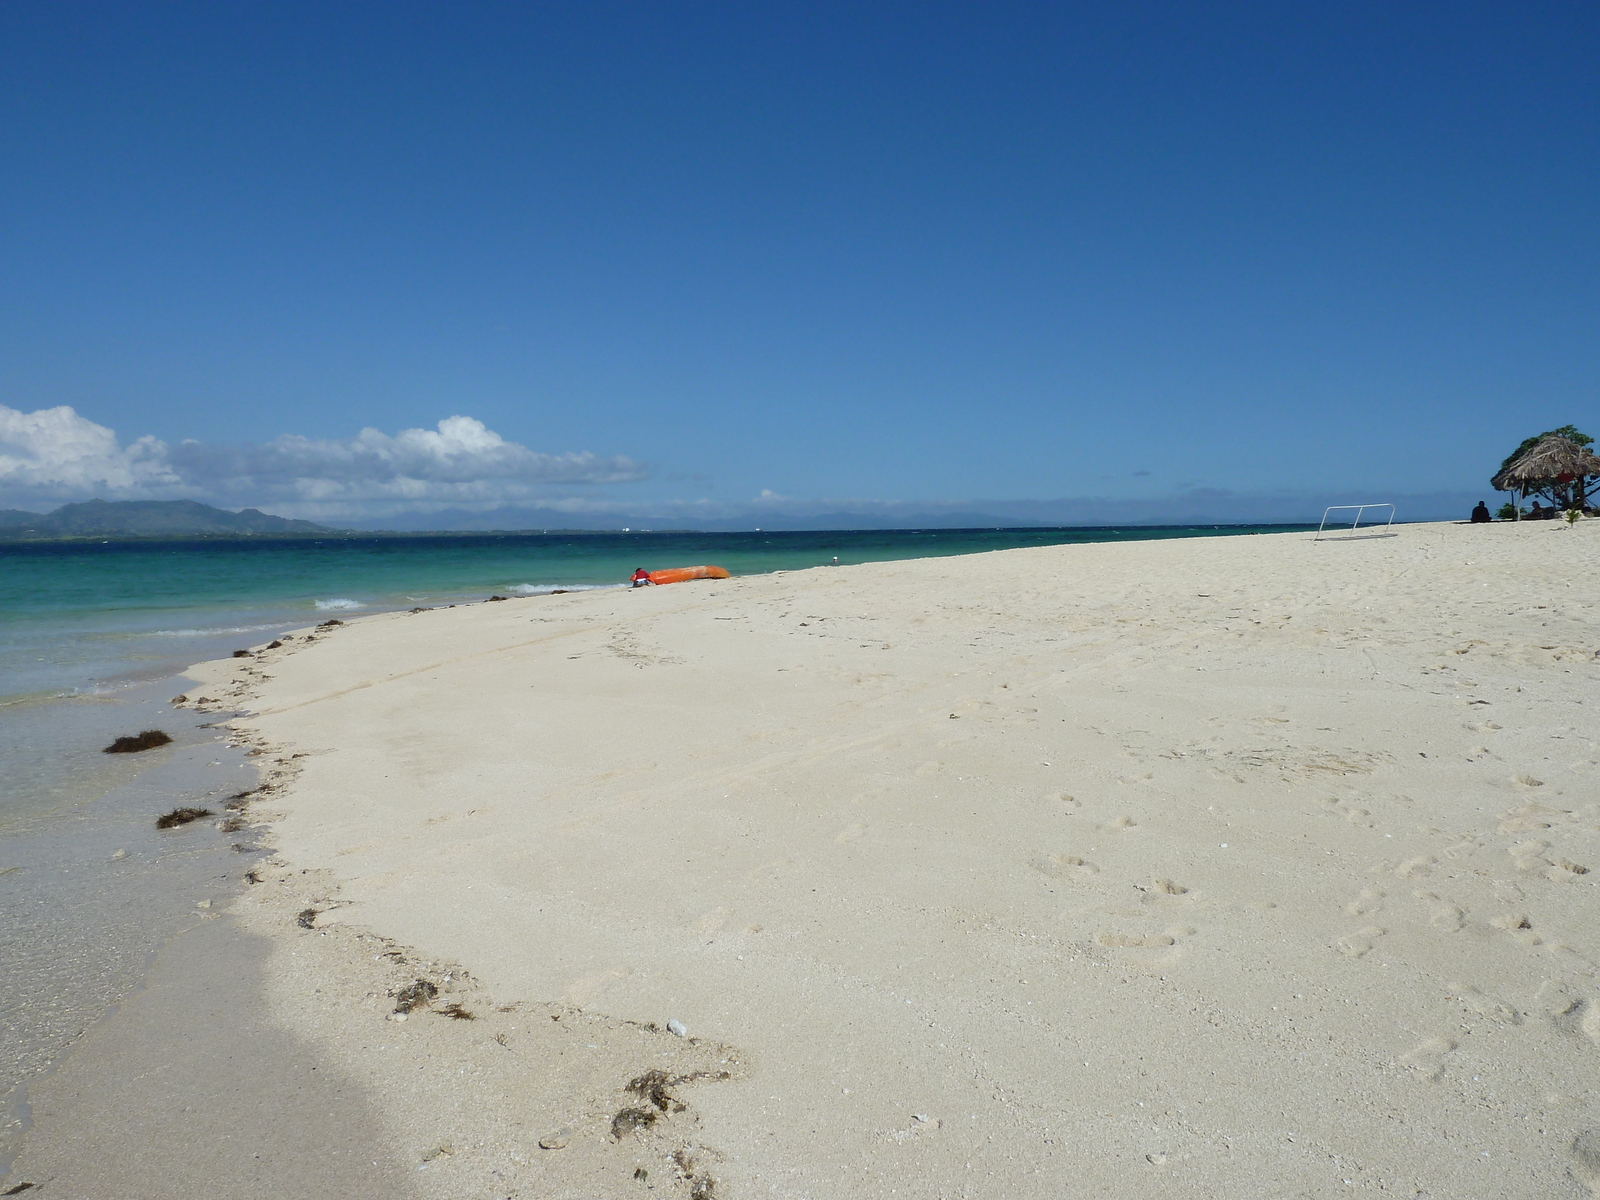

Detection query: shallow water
xmin=0 ymin=677 xmax=268 ymax=1175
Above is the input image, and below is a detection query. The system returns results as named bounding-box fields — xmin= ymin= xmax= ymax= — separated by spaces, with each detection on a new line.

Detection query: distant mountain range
xmin=0 ymin=499 xmax=332 ymax=538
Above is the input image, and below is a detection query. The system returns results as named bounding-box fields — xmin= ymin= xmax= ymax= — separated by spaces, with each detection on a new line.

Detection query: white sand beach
xmin=14 ymin=521 xmax=1600 ymax=1198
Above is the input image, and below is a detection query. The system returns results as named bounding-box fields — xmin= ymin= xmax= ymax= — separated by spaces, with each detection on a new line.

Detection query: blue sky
xmin=1 ymin=2 xmax=1595 ymax=525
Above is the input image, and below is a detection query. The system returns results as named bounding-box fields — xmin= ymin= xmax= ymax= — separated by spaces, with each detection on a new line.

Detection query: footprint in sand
xmin=835 ymin=822 xmax=867 ymax=844
xmin=1343 ymin=887 xmax=1385 ymax=917
xmin=690 ymin=907 xmax=732 ymax=935
xmin=1499 ymin=803 xmax=1555 ymax=833
xmin=1336 ymin=927 xmax=1386 ymax=958
xmin=1398 ymin=1036 xmax=1456 ymax=1082
xmin=1413 ymin=891 xmax=1466 ymax=932
xmin=565 ymin=966 xmax=634 ymax=1008
xmin=1534 ymin=981 xmax=1600 ymax=1041
xmin=1101 ymin=815 xmax=1138 ymax=832
xmin=1490 ymin=911 xmax=1535 ymax=935
xmin=1547 ymin=857 xmax=1591 ymax=881
xmin=1096 ymin=931 xmax=1178 ymax=949
xmin=1450 ymin=983 xmax=1520 ymax=1025
xmin=1031 ymin=854 xmax=1100 ymax=880
xmin=1571 ymin=1130 xmax=1600 ymax=1195
xmin=1395 ymin=856 xmax=1435 ymax=879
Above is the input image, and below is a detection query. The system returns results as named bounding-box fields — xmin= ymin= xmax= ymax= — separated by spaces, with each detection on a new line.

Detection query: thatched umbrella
xmin=1491 ymin=434 xmax=1600 ymax=515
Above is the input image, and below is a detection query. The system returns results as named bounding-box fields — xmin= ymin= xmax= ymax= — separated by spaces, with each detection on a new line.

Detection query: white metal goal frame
xmin=1315 ymin=503 xmax=1397 ymax=541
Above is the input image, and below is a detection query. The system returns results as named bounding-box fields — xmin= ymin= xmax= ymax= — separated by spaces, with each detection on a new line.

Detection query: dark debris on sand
xmin=317 ymin=619 xmax=344 ymax=627
xmin=232 ymin=649 xmax=253 ymax=658
xmin=611 ymin=1067 xmax=735 ymax=1142
xmin=265 ymin=639 xmax=283 ymax=649
xmin=436 ymin=1002 xmax=474 ymax=1020
xmin=610 ymin=1107 xmax=658 ymax=1140
xmin=105 ymin=729 xmax=173 ymax=754
xmin=674 ymin=1148 xmax=720 ymax=1200
xmin=393 ymin=979 xmax=439 ymax=1014
xmin=155 ymin=807 xmax=212 ymax=829
xmin=296 ymin=908 xmax=319 ymax=929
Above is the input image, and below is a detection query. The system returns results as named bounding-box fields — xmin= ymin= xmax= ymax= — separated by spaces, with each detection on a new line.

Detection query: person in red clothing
xmin=630 ymin=567 xmax=654 ymax=588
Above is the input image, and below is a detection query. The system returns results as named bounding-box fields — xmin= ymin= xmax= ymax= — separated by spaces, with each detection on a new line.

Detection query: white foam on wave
xmin=314 ymin=598 xmax=366 ymax=611
xmin=506 ymin=583 xmax=625 ymax=596
xmin=151 ymin=622 xmax=287 ymax=638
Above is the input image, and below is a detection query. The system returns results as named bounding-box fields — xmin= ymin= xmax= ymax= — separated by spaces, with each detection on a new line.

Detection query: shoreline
xmin=9 ymin=521 xmax=1600 ymax=1197
xmin=0 ymin=675 xmax=268 ymax=1177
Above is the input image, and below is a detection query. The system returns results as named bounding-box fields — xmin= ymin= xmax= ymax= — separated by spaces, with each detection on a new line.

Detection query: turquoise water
xmin=0 ymin=526 xmax=1308 ymax=705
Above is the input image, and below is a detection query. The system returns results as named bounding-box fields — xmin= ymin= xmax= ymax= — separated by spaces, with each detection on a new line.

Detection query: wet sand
xmin=10 ymin=520 xmax=1600 ymax=1198
xmin=0 ymin=681 xmax=265 ymax=1177
xmin=6 ymin=915 xmax=420 ymax=1199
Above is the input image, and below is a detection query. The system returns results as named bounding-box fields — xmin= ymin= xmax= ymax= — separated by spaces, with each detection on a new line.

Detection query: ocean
xmin=0 ymin=523 xmax=1308 ymax=1171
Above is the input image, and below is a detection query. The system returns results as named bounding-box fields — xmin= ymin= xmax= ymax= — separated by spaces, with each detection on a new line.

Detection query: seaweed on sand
xmin=105 ymin=730 xmax=173 ymax=754
xmin=155 ymin=807 xmax=212 ymax=829
xmin=625 ymin=1068 xmax=732 ymax=1114
xmin=393 ymin=979 xmax=439 ymax=1013
xmin=232 ymin=649 xmax=252 ymax=658
xmin=609 ymin=1108 xmax=658 ymax=1139
xmin=317 ymin=619 xmax=344 ymax=628
xmin=674 ymin=1149 xmax=720 ymax=1200
xmin=296 ymin=908 xmax=319 ymax=929
xmin=436 ymin=1002 xmax=474 ymax=1020
xmin=627 ymin=1069 xmax=683 ymax=1113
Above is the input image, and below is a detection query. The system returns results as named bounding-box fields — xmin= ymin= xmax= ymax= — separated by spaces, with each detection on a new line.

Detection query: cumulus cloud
xmin=0 ymin=405 xmax=647 ymax=514
xmin=0 ymin=404 xmax=179 ymax=499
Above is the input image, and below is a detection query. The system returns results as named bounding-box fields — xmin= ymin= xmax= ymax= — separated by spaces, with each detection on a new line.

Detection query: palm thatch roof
xmin=1490 ymin=434 xmax=1600 ymax=491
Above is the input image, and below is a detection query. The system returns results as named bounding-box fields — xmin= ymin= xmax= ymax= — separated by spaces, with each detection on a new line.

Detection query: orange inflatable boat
xmin=647 ymin=565 xmax=730 ymax=585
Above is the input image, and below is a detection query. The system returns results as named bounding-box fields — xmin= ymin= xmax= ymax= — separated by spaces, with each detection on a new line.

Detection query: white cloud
xmin=0 ymin=405 xmax=647 ymax=514
xmin=0 ymin=405 xmax=179 ymax=500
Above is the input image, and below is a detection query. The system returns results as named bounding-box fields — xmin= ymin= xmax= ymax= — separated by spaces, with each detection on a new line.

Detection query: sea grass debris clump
xmin=393 ymin=979 xmax=439 ymax=1013
xmin=155 ymin=807 xmax=213 ymax=829
xmin=105 ymin=730 xmax=173 ymax=754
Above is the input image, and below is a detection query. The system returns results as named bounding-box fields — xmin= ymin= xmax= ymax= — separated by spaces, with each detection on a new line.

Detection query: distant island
xmin=0 ymin=499 xmax=334 ymax=540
